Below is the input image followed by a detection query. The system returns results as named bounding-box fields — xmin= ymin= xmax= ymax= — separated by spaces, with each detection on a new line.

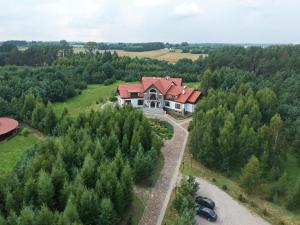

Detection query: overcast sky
xmin=0 ymin=0 xmax=299 ymax=43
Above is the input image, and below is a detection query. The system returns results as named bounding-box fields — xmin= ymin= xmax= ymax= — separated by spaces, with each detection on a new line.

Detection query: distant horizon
xmin=1 ymin=40 xmax=299 ymax=46
xmin=1 ymin=0 xmax=300 ymax=44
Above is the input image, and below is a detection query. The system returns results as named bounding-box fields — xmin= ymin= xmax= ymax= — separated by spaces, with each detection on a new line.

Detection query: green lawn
xmin=184 ymin=82 xmax=201 ymax=89
xmin=53 ymin=81 xmax=122 ymax=116
xmin=0 ymin=131 xmax=40 ymax=172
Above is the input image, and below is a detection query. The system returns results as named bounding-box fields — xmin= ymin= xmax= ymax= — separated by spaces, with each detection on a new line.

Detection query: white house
xmin=117 ymin=76 xmax=202 ymax=115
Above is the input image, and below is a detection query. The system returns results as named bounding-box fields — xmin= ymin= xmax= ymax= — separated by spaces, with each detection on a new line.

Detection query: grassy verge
xmin=179 ymin=148 xmax=300 ymax=225
xmin=121 ymin=194 xmax=145 ymax=225
xmin=53 ymin=81 xmax=122 ymax=116
xmin=162 ymin=188 xmax=178 ymax=225
xmin=0 ymin=128 xmax=42 ymax=172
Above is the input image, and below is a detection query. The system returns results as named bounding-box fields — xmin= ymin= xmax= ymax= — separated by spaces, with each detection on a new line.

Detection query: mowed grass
xmin=73 ymin=48 xmax=207 ymax=63
xmin=53 ymin=81 xmax=122 ymax=116
xmin=0 ymin=130 xmax=41 ymax=172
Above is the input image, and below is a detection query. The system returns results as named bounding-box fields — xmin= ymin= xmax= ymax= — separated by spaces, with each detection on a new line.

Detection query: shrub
xmin=262 ymin=208 xmax=269 ymax=216
xmin=222 ymin=185 xmax=227 ymax=190
xmin=109 ymin=96 xmax=117 ymax=102
xmin=104 ymin=77 xmax=116 ymax=85
xmin=20 ymin=128 xmax=30 ymax=137
xmin=250 ymin=201 xmax=258 ymax=208
xmin=212 ymin=178 xmax=216 ymax=183
xmin=238 ymin=194 xmax=248 ymax=203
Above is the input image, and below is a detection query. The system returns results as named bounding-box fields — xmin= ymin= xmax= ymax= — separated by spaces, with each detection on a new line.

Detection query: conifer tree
xmin=240 ymin=155 xmax=261 ymax=193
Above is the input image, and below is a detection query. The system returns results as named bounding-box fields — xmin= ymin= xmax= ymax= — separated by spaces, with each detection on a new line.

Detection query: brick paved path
xmin=139 ymin=114 xmax=190 ymax=225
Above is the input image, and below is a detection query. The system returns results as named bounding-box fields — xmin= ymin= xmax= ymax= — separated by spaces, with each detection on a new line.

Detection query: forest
xmin=189 ymin=46 xmax=300 ymax=213
xmin=0 ymin=106 xmax=162 ymax=224
xmin=0 ymin=41 xmax=300 ymax=222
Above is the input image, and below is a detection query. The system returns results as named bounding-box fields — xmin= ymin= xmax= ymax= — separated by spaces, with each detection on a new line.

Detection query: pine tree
xmin=59 ymin=195 xmax=80 ymax=225
xmin=44 ymin=103 xmax=57 ymax=135
xmin=35 ymin=205 xmax=56 ymax=225
xmin=98 ymin=198 xmax=118 ymax=225
xmin=218 ymin=112 xmax=236 ymax=171
xmin=32 ymin=101 xmax=46 ymax=130
xmin=37 ymin=170 xmax=54 ymax=207
xmin=240 ymin=155 xmax=261 ymax=193
xmin=80 ymin=154 xmax=96 ymax=188
xmin=78 ymin=189 xmax=98 ymax=225
xmin=18 ymin=207 xmax=35 ymax=225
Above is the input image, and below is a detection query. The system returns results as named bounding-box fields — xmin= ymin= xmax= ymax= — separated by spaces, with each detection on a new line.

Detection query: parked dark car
xmin=195 ymin=205 xmax=218 ymax=222
xmin=195 ymin=196 xmax=215 ymax=209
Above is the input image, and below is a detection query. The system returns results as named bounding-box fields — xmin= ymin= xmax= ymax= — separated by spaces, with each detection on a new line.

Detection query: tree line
xmin=0 ymin=106 xmax=162 ymax=224
xmin=189 ymin=66 xmax=300 ymax=213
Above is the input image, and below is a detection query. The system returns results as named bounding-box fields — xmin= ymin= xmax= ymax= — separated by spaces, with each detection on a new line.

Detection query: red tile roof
xmin=117 ymin=76 xmax=201 ymax=104
xmin=187 ymin=90 xmax=202 ymax=103
xmin=0 ymin=117 xmax=18 ymax=136
xmin=118 ymin=83 xmax=144 ymax=98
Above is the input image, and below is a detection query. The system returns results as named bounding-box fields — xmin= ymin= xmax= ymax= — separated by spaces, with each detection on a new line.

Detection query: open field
xmin=0 ymin=128 xmax=42 ymax=172
xmin=53 ymin=81 xmax=122 ymax=116
xmin=162 ymin=148 xmax=300 ymax=225
xmin=73 ymin=48 xmax=207 ymax=63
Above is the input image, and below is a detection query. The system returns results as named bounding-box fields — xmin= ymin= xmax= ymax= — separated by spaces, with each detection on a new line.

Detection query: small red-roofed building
xmin=0 ymin=117 xmax=19 ymax=141
xmin=117 ymin=76 xmax=202 ymax=115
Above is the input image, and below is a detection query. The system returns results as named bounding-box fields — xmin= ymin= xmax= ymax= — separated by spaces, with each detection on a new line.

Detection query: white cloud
xmin=174 ymin=1 xmax=201 ymax=17
xmin=0 ymin=0 xmax=299 ymax=43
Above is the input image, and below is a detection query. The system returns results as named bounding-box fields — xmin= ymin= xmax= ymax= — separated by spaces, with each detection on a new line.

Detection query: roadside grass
xmin=162 ymin=188 xmax=178 ymax=225
xmin=53 ymin=81 xmax=122 ymax=116
xmin=0 ymin=128 xmax=42 ymax=172
xmin=121 ymin=194 xmax=145 ymax=225
xmin=180 ymin=148 xmax=300 ymax=225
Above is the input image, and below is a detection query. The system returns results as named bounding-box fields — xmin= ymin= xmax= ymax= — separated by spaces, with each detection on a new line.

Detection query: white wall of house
xmin=164 ymin=100 xmax=184 ymax=112
xmin=118 ymin=97 xmax=143 ymax=107
xmin=184 ymin=103 xmax=196 ymax=113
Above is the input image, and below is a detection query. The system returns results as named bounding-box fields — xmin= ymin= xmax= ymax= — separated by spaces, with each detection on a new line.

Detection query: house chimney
xmin=182 ymin=86 xmax=186 ymax=95
xmin=166 ymin=76 xmax=170 ymax=80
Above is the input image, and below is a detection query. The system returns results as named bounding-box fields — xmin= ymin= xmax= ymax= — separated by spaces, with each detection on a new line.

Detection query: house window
xmin=125 ymin=100 xmax=131 ymax=105
xmin=150 ymin=88 xmax=157 ymax=93
xmin=130 ymin=92 xmax=139 ymax=98
xmin=165 ymin=101 xmax=170 ymax=107
xmin=150 ymin=94 xmax=157 ymax=100
xmin=138 ymin=100 xmax=144 ymax=106
xmin=175 ymin=103 xmax=181 ymax=109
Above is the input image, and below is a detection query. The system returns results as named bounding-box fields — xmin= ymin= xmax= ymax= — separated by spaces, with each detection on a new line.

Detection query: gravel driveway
xmin=195 ymin=177 xmax=270 ymax=225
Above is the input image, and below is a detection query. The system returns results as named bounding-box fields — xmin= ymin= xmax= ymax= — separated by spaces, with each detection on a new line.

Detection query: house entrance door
xmin=150 ymin=102 xmax=156 ymax=108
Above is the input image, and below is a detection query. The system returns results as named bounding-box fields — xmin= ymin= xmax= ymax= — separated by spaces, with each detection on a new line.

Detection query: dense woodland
xmin=0 ymin=106 xmax=162 ymax=224
xmin=0 ymin=42 xmax=300 ymax=221
xmin=189 ymin=46 xmax=300 ymax=213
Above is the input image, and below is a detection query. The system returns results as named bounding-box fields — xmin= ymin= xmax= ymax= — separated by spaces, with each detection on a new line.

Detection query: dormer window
xmin=130 ymin=92 xmax=139 ymax=98
xmin=150 ymin=88 xmax=157 ymax=93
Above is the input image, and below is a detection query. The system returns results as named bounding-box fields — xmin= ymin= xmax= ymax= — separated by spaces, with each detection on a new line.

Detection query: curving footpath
xmin=139 ymin=114 xmax=190 ymax=225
